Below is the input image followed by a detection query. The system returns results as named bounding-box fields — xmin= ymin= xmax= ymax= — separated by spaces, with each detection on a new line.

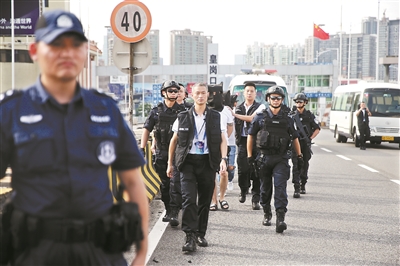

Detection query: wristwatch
xmin=221 ymin=157 xmax=228 ymax=163
xmin=297 ymin=154 xmax=303 ymax=158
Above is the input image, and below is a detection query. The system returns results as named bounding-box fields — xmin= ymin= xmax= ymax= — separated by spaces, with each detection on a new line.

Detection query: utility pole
xmin=376 ymin=0 xmax=380 ymax=81
xmin=129 ymin=43 xmax=135 ymax=129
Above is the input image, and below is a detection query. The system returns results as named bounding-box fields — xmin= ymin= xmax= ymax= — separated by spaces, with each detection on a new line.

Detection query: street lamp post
xmin=315 ymin=48 xmax=339 ymax=63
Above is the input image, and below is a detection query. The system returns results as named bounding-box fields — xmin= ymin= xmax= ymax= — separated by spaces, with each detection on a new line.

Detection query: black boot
xmin=182 ymin=232 xmax=196 ymax=252
xmin=293 ymin=184 xmax=301 ymax=198
xmin=239 ymin=190 xmax=246 ymax=203
xmin=262 ymin=206 xmax=272 ymax=226
xmin=300 ymin=183 xmax=306 ymax=194
xmin=276 ymin=209 xmax=287 ymax=233
xmin=162 ymin=205 xmax=171 ymax=222
xmin=169 ymin=208 xmax=179 ymax=227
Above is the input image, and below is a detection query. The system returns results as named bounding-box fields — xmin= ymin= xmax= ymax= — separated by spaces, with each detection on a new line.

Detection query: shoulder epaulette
xmin=0 ymin=89 xmax=23 ymax=104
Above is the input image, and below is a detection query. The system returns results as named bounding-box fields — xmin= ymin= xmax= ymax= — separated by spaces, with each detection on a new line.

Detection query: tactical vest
xmin=295 ymin=110 xmax=313 ymax=138
xmin=256 ymin=109 xmax=290 ymax=155
xmin=234 ymin=101 xmax=261 ymax=145
xmin=175 ymin=107 xmax=222 ymax=171
xmin=154 ymin=103 xmax=184 ymax=151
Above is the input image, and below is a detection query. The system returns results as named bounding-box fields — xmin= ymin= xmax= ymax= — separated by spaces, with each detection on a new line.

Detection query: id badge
xmin=194 ymin=141 xmax=205 ymax=154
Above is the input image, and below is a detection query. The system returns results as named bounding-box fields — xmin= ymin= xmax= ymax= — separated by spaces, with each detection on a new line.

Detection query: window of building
xmin=0 ymin=49 xmax=33 ymax=63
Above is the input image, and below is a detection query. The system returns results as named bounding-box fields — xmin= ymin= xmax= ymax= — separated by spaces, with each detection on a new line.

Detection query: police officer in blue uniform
xmin=167 ymin=83 xmax=228 ymax=252
xmin=290 ymin=93 xmax=320 ymax=197
xmin=247 ymin=86 xmax=303 ymax=233
xmin=140 ymin=80 xmax=185 ymax=224
xmin=0 ymin=10 xmax=148 ymax=265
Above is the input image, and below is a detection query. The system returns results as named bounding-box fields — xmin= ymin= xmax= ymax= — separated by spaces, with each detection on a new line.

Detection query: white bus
xmin=228 ymin=69 xmax=289 ymax=107
xmin=329 ymin=82 xmax=400 ymax=148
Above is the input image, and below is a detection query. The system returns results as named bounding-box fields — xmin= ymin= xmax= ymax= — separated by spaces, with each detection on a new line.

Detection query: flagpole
xmin=339 ymin=3 xmax=342 ymax=82
xmin=398 ymin=1 xmax=400 ymax=85
xmin=347 ymin=23 xmax=351 ymax=84
xmin=11 ymin=0 xmax=15 ymax=89
xmin=375 ymin=0 xmax=380 ymax=81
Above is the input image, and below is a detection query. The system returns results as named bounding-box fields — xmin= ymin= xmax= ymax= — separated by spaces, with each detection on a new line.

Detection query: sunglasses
xmin=270 ymin=96 xmax=283 ymax=101
xmin=167 ymin=89 xmax=179 ymax=93
xmin=295 ymin=100 xmax=304 ymax=104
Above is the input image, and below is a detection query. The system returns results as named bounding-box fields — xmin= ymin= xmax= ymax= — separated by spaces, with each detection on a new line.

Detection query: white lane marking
xmin=391 ymin=180 xmax=400 ymax=185
xmin=337 ymin=155 xmax=351 ymax=160
xmin=358 ymin=164 xmax=379 ymax=173
xmin=321 ymin=148 xmax=332 ymax=152
xmin=146 ymin=210 xmax=168 ymax=264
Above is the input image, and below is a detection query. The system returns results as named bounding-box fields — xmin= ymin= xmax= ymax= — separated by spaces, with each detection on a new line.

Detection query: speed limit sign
xmin=110 ymin=0 xmax=152 ymax=43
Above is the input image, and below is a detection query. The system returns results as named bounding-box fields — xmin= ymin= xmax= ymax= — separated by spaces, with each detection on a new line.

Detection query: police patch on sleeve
xmin=97 ymin=141 xmax=116 ymax=165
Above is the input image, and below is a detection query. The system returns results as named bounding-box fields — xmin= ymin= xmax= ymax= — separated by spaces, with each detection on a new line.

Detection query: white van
xmin=329 ymin=82 xmax=400 ymax=148
xmin=228 ymin=69 xmax=289 ymax=106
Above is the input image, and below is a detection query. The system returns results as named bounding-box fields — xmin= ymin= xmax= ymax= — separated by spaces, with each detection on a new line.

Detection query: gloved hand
xmin=297 ymin=156 xmax=304 ymax=170
xmin=247 ymin=157 xmax=255 ymax=166
xmin=140 ymin=148 xmax=146 ymax=158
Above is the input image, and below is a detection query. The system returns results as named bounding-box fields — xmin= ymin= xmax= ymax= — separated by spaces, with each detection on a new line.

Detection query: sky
xmin=70 ymin=0 xmax=400 ymax=65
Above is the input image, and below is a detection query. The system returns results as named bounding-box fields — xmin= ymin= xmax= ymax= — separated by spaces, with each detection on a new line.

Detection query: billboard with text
xmin=0 ymin=0 xmax=40 ymax=35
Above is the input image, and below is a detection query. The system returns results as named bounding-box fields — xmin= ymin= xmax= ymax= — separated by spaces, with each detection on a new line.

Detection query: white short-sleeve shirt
xmin=220 ymin=106 xmax=235 ymax=146
xmin=241 ymin=103 xmax=265 ymax=136
xmin=172 ymin=110 xmax=225 ymax=154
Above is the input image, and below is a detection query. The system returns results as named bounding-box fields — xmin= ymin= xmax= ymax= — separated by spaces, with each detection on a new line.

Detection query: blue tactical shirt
xmin=0 ymin=78 xmax=145 ymax=221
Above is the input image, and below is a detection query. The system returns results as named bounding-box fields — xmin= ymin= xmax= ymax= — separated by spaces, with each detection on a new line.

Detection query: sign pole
xmin=129 ymin=42 xmax=134 ymax=129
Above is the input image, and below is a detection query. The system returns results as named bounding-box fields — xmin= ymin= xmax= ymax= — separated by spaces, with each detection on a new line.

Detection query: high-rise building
xmin=362 ymin=17 xmax=378 ymax=35
xmin=245 ymin=42 xmax=304 ymax=66
xmin=377 ymin=16 xmax=399 ymax=81
xmin=170 ymin=29 xmax=212 ymax=84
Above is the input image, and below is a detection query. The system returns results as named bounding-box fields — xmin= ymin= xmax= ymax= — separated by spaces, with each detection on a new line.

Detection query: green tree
xmin=137 ymin=103 xmax=152 ymax=117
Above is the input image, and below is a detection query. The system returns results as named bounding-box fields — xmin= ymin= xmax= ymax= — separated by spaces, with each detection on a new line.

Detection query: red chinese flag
xmin=313 ymin=24 xmax=329 ymax=40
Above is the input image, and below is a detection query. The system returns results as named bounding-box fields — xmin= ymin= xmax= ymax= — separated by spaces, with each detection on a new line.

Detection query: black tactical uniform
xmin=143 ymin=85 xmax=185 ymax=222
xmin=247 ymin=86 xmax=301 ymax=233
xmin=235 ymin=101 xmax=262 ymax=207
xmin=290 ymin=93 xmax=320 ymax=196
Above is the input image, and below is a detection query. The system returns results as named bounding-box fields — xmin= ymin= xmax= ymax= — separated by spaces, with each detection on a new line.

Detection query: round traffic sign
xmin=110 ymin=1 xmax=152 ymax=43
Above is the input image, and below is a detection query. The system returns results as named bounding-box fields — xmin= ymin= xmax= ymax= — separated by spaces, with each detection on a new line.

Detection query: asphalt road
xmin=143 ymin=128 xmax=400 ymax=266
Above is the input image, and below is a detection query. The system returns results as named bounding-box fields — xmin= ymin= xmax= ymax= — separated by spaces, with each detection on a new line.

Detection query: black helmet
xmin=265 ymin=85 xmax=285 ymax=101
xmin=161 ymin=80 xmax=180 ymax=97
xmin=293 ymin=93 xmax=308 ymax=102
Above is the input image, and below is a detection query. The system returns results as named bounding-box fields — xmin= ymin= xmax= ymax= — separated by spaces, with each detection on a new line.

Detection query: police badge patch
xmin=97 ymin=141 xmax=116 ymax=165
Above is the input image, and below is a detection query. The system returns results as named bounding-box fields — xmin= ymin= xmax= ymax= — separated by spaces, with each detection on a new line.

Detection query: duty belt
xmin=41 ymin=219 xmax=102 ymax=243
xmin=259 ymin=149 xmax=280 ymax=155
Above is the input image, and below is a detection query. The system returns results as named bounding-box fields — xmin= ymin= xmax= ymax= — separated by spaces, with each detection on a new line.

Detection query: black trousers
xmin=180 ymin=154 xmax=215 ymax=237
xmin=13 ymin=240 xmax=126 ymax=266
xmin=258 ymin=155 xmax=290 ymax=212
xmin=169 ymin=163 xmax=182 ymax=210
xmin=291 ymin=141 xmax=312 ymax=185
xmin=154 ymin=158 xmax=171 ymax=210
xmin=358 ymin=122 xmax=370 ymax=147
xmin=237 ymin=138 xmax=260 ymax=202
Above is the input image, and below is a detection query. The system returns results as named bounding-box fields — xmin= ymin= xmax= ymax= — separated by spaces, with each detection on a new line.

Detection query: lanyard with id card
xmin=194 ymin=115 xmax=206 ymax=154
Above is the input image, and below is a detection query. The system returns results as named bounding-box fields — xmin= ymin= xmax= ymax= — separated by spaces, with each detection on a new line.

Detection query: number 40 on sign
xmin=110 ymin=0 xmax=152 ymax=43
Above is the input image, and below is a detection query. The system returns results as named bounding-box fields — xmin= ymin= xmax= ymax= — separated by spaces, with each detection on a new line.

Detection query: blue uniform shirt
xmin=0 ymin=78 xmax=145 ymax=221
